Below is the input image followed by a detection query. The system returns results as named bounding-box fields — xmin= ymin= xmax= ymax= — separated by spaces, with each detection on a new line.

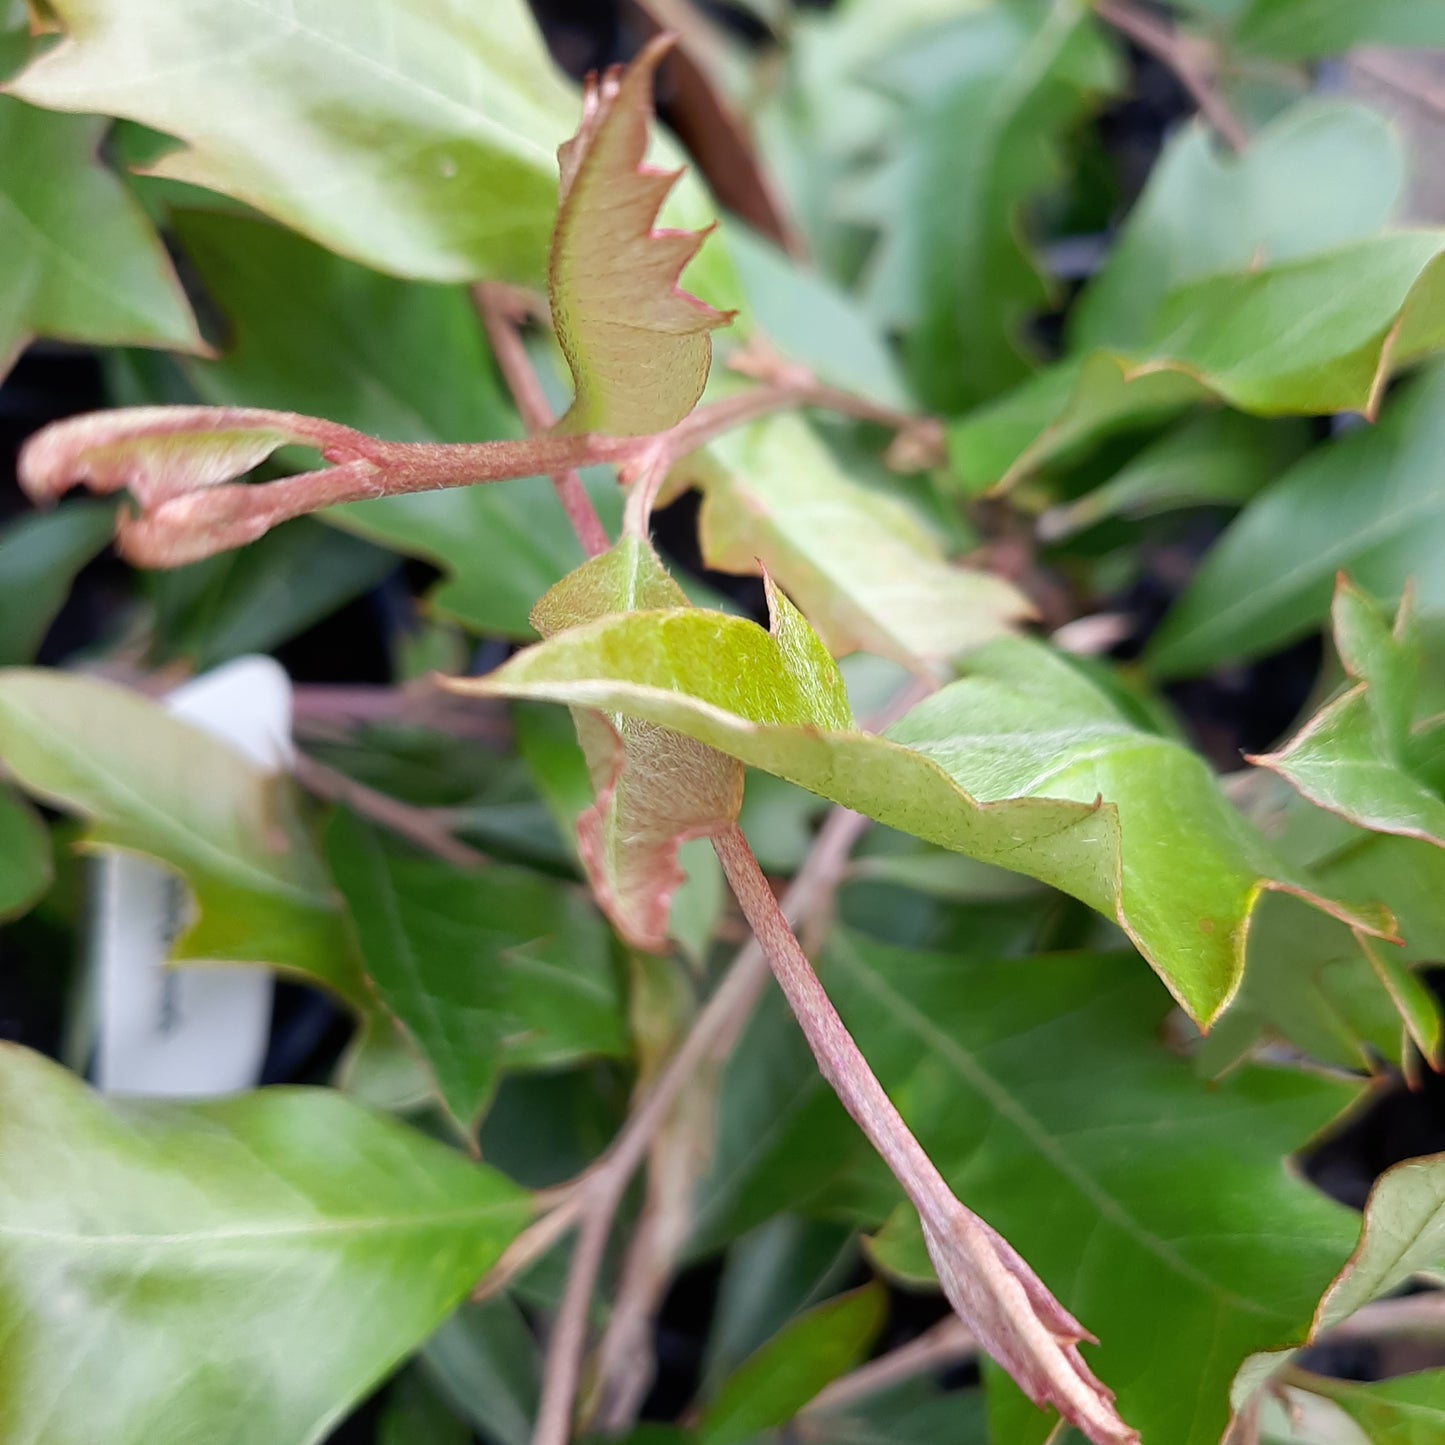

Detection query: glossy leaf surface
xmin=0 ymin=93 xmax=200 ymax=377
xmin=0 ymin=1045 xmax=530 ymax=1445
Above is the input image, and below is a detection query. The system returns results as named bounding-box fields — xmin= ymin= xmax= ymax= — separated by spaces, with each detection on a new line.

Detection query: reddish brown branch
xmin=1092 ymin=0 xmax=1248 ymax=153
xmin=475 ymin=283 xmax=611 ymax=558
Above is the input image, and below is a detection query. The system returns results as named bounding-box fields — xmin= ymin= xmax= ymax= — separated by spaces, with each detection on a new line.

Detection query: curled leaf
xmin=528 ymin=537 xmax=743 ymax=950
xmin=457 ymin=598 xmax=1395 ymax=1025
xmin=18 ymin=405 xmax=375 ymax=565
xmin=550 ymin=35 xmax=735 ymax=436
xmin=16 ymin=404 xmax=628 ymax=568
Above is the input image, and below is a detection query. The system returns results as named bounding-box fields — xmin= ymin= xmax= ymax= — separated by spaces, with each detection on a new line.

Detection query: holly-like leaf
xmin=526 ymin=538 xmax=743 ymax=952
xmin=549 ymin=35 xmax=734 ymax=436
xmin=1253 ymin=580 xmax=1445 ymax=848
xmin=0 ymin=1044 xmax=530 ymax=1445
xmin=669 ymin=412 xmax=1030 ymax=666
xmin=0 ymin=93 xmax=201 ymax=379
xmin=696 ymin=1284 xmax=886 ymax=1445
xmin=1296 ymin=1370 xmax=1445 ymax=1444
xmin=457 ymin=591 xmax=1391 ymax=1025
xmin=0 ymin=668 xmax=359 ymax=1002
xmin=949 ymin=232 xmax=1445 ymax=494
xmin=325 ymin=809 xmax=628 ymax=1141
xmin=1150 ymin=364 xmax=1445 ymax=677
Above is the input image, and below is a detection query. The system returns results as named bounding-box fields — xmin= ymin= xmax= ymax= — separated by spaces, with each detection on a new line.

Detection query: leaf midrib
xmin=831 ymin=936 xmax=1290 ymax=1321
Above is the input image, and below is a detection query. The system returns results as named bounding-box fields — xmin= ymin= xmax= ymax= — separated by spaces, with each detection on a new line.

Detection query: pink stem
xmin=710 ymin=822 xmax=958 ymax=1234
xmin=476 ymin=284 xmax=611 ymax=558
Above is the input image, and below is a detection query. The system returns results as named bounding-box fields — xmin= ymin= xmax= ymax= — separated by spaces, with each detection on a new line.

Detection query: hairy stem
xmin=522 ymin=806 xmax=871 ymax=1445
xmin=476 ymin=282 xmax=611 ymax=558
xmin=711 ymin=824 xmax=963 ymax=1232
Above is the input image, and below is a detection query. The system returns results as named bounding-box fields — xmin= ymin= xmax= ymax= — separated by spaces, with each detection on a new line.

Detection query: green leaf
xmin=1232 ymin=0 xmax=1445 ymax=59
xmin=422 ymin=1296 xmax=541 ymax=1445
xmin=0 ymin=1044 xmax=531 ymax=1445
xmin=697 ymin=1284 xmax=886 ymax=1445
xmin=700 ymin=1218 xmax=859 ymax=1394
xmin=860 ymin=0 xmax=1120 ymax=412
xmin=325 ymin=809 xmax=627 ymax=1140
xmin=549 ymin=36 xmax=732 ymax=435
xmin=673 ymin=412 xmax=1029 ymax=665
xmin=0 ymin=93 xmax=200 ymax=377
xmin=8 ymin=0 xmax=742 ymax=306
xmin=1038 ymin=410 xmax=1312 ymax=541
xmin=148 ymin=517 xmax=397 ymax=670
xmin=803 ymin=1378 xmax=988 ymax=1445
xmin=173 ymin=208 xmax=618 ymax=639
xmin=378 ymin=1370 xmax=471 ymax=1445
xmin=528 ymin=539 xmax=744 ymax=952
xmin=1254 ymin=581 xmax=1445 ymax=847
xmin=1299 ymin=1370 xmax=1445 ymax=1444
xmin=0 ymin=785 xmax=50 ymax=920
xmin=1314 ymin=1153 xmax=1445 ymax=1333
xmin=949 ymin=234 xmax=1445 ymax=494
xmin=0 ymin=667 xmax=360 ymax=1003
xmin=0 ymin=501 xmax=115 ymax=666
xmin=1150 ymin=364 xmax=1445 ymax=677
xmin=6 ymin=0 xmax=570 ymax=286
xmin=831 ymin=935 xmax=1361 ymax=1445
xmin=1071 ymin=103 xmax=1406 ymax=354
xmin=463 ymin=600 xmax=1390 ymax=1024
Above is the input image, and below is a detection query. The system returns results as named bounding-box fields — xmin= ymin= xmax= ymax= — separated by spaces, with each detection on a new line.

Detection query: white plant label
xmin=92 ymin=657 xmax=292 ymax=1097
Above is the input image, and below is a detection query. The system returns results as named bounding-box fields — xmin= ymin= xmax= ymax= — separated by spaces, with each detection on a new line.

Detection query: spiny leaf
xmin=454 ymin=591 xmax=1392 ymax=1025
xmin=0 ymin=1044 xmax=530 ymax=1445
xmin=0 ymin=668 xmax=359 ymax=1003
xmin=528 ymin=537 xmax=743 ymax=951
xmin=325 ymin=809 xmax=628 ymax=1141
xmin=668 ymin=412 xmax=1030 ymax=666
xmin=1252 ymin=579 xmax=1445 ymax=848
xmin=0 ymin=93 xmax=202 ymax=380
xmin=550 ymin=35 xmax=734 ymax=436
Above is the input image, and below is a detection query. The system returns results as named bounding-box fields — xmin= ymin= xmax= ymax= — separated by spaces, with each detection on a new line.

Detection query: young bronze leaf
xmin=527 ymin=537 xmax=743 ymax=950
xmin=550 ymin=35 xmax=735 ymax=437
